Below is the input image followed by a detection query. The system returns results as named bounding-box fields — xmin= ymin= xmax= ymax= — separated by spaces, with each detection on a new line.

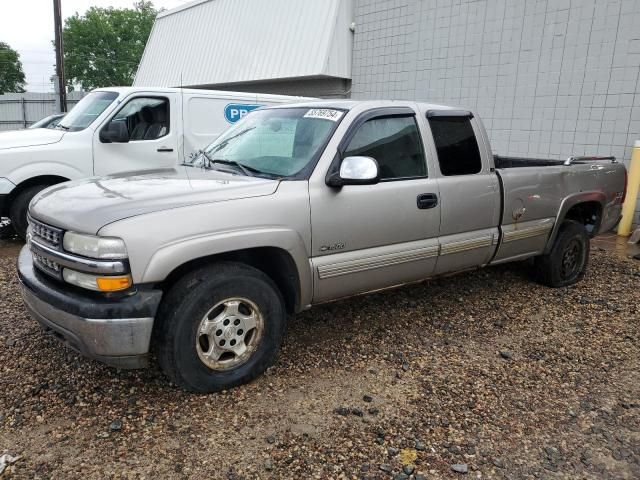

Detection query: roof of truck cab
xmin=264 ymin=99 xmax=463 ymax=111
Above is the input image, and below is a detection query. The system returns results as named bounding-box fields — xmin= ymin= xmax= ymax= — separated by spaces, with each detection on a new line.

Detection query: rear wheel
xmin=534 ymin=220 xmax=590 ymax=287
xmin=155 ymin=262 xmax=287 ymax=393
xmin=9 ymin=184 xmax=50 ymax=239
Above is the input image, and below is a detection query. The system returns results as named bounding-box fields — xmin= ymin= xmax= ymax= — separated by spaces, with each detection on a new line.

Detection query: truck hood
xmin=0 ymin=128 xmax=65 ymax=150
xmin=30 ymin=167 xmax=280 ymax=233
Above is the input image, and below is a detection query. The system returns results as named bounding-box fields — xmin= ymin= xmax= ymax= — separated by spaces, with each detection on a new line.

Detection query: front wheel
xmin=534 ymin=220 xmax=590 ymax=287
xmin=155 ymin=262 xmax=287 ymax=392
xmin=9 ymin=184 xmax=51 ymax=239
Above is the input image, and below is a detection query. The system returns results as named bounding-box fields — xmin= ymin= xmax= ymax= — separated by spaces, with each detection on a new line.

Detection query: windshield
xmin=57 ymin=91 xmax=119 ymax=131
xmin=186 ymin=107 xmax=343 ymax=178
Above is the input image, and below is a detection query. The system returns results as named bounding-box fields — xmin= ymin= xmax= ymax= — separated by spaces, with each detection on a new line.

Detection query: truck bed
xmin=494 ymin=155 xmax=566 ymax=168
xmin=494 ymin=154 xmax=618 ymax=169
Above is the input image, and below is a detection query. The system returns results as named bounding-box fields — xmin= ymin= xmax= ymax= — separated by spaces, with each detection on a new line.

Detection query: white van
xmin=0 ymin=87 xmax=312 ymax=237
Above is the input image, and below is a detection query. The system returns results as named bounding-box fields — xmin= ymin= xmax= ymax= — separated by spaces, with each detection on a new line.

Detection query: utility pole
xmin=53 ymin=0 xmax=67 ymax=112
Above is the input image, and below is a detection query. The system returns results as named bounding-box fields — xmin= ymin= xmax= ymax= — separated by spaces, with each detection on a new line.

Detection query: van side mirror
xmin=326 ymin=156 xmax=380 ymax=187
xmin=100 ymin=121 xmax=129 ymax=143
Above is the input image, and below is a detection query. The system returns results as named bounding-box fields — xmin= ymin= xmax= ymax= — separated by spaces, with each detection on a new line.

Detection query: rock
xmin=414 ymin=475 xmax=426 ymax=480
xmin=451 ymin=463 xmax=468 ymax=474
xmin=415 ymin=440 xmax=426 ymax=451
xmin=368 ymin=407 xmax=380 ymax=415
xmin=264 ymin=459 xmax=273 ymax=471
xmin=109 ymin=419 xmax=123 ymax=431
xmin=5 ymin=338 xmax=15 ymax=347
xmin=492 ymin=458 xmax=505 ymax=468
xmin=387 ymin=447 xmax=399 ymax=457
xmin=351 ymin=407 xmax=364 ymax=417
xmin=499 ymin=350 xmax=513 ymax=360
xmin=266 ymin=435 xmax=275 ymax=444
xmin=393 ymin=474 xmax=409 ymax=480
xmin=402 ymin=465 xmax=415 ymax=475
xmin=402 ymin=363 xmax=409 ymax=371
xmin=334 ymin=406 xmax=350 ymax=416
xmin=363 ymin=394 xmax=373 ymax=403
xmin=379 ymin=463 xmax=393 ymax=473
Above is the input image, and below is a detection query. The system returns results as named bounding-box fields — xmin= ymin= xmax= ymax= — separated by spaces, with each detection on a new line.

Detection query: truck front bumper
xmin=17 ymin=245 xmax=163 ymax=369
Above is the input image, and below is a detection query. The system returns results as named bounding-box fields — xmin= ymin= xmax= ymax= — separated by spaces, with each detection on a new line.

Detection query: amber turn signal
xmin=96 ymin=275 xmax=132 ymax=292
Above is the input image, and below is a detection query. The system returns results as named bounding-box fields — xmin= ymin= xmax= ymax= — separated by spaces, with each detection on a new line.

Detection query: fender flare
xmin=8 ymin=162 xmax=85 ymax=187
xmin=142 ymin=227 xmax=313 ymax=310
xmin=543 ymin=191 xmax=606 ymax=254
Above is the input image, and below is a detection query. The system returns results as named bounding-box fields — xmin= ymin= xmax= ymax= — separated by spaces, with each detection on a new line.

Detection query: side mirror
xmin=326 ymin=156 xmax=380 ymax=187
xmin=100 ymin=121 xmax=129 ymax=143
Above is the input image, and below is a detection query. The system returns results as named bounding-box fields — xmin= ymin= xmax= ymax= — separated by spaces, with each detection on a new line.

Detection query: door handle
xmin=417 ymin=193 xmax=438 ymax=209
xmin=157 ymin=147 xmax=174 ymax=152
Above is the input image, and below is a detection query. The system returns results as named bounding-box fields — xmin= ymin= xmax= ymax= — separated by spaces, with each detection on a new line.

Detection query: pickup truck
xmin=18 ymin=100 xmax=627 ymax=393
xmin=0 ymin=87 xmax=308 ymax=238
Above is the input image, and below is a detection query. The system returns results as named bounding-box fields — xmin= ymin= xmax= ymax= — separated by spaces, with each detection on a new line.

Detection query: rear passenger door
xmin=93 ymin=95 xmax=178 ymax=175
xmin=310 ymin=107 xmax=441 ymax=302
xmin=424 ymin=111 xmax=500 ymax=274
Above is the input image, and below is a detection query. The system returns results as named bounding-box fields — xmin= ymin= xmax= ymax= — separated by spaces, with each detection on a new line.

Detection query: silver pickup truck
xmin=17 ymin=100 xmax=627 ymax=392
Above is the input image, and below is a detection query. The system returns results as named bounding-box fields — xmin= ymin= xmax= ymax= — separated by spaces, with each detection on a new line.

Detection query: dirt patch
xmin=0 ymin=244 xmax=638 ymax=479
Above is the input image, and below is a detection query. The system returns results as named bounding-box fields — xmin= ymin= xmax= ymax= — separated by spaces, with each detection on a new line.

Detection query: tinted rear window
xmin=428 ymin=116 xmax=482 ymax=176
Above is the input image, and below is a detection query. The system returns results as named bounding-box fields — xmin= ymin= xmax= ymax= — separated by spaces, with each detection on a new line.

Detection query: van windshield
xmin=57 ymin=91 xmax=119 ymax=131
xmin=187 ymin=107 xmax=344 ymax=178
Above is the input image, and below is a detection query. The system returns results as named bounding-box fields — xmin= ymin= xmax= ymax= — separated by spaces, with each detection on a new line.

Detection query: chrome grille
xmin=32 ymin=250 xmax=62 ymax=277
xmin=27 ymin=216 xmax=64 ymax=279
xmin=28 ymin=216 xmax=63 ymax=248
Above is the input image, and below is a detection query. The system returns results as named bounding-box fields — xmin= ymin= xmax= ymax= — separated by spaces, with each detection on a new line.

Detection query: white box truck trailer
xmin=0 ymin=87 xmax=313 ymax=237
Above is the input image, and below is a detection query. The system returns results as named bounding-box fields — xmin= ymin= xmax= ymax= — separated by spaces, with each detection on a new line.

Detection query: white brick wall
xmin=352 ymin=0 xmax=640 ymax=224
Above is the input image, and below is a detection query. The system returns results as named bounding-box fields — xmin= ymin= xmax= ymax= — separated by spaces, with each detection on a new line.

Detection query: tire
xmin=155 ymin=261 xmax=287 ymax=393
xmin=534 ymin=220 xmax=590 ymax=287
xmin=9 ymin=184 xmax=50 ymax=239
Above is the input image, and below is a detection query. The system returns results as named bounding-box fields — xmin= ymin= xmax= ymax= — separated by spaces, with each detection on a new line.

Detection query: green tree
xmin=62 ymin=1 xmax=159 ymax=90
xmin=0 ymin=42 xmax=26 ymax=94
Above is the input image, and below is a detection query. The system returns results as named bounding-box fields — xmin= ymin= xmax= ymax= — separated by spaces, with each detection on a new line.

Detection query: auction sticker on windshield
xmin=303 ymin=109 xmax=344 ymax=122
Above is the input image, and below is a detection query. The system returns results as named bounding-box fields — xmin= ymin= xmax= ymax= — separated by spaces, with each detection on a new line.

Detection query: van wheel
xmin=534 ymin=220 xmax=590 ymax=287
xmin=155 ymin=262 xmax=287 ymax=393
xmin=9 ymin=184 xmax=50 ymax=239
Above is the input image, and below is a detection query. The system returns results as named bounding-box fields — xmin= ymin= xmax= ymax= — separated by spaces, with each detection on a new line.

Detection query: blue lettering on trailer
xmin=224 ymin=104 xmax=263 ymax=123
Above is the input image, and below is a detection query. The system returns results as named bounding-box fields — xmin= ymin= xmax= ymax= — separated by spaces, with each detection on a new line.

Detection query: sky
xmin=0 ymin=0 xmax=190 ymax=92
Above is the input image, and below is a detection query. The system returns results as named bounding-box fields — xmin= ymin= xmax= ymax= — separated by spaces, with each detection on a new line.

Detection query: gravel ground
xmin=0 ymin=238 xmax=638 ymax=479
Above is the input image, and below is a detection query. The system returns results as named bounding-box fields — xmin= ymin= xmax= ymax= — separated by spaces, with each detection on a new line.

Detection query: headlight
xmin=63 ymin=231 xmax=127 ymax=259
xmin=63 ymin=269 xmax=132 ymax=292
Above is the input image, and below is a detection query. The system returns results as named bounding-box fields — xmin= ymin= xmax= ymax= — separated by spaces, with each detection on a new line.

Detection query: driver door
xmin=93 ymin=95 xmax=178 ymax=176
xmin=309 ymin=108 xmax=441 ymax=302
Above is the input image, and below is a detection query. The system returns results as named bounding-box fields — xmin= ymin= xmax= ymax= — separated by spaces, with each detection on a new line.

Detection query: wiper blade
xmin=207 ymin=158 xmax=262 ymax=177
xmin=197 ymin=151 xmax=277 ymax=178
xmin=56 ymin=124 xmax=70 ymax=131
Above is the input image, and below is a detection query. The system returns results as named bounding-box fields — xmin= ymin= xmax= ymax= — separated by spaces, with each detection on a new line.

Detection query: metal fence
xmin=0 ymin=92 xmax=86 ymax=131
